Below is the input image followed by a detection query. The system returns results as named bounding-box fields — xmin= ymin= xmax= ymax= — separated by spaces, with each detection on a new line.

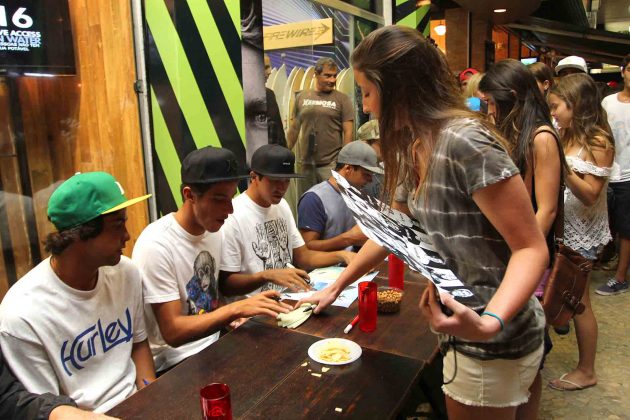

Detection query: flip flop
xmin=548 ymin=373 xmax=596 ymax=391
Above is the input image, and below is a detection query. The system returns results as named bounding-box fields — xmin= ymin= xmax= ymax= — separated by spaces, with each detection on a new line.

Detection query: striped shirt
xmin=403 ymin=118 xmax=544 ymax=360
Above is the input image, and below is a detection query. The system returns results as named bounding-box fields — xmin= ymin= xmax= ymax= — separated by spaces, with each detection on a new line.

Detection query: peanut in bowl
xmin=377 ymin=286 xmax=404 ymax=313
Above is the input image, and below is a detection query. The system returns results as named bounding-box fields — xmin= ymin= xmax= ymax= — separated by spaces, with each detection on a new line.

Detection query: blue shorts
xmin=575 ymin=245 xmax=603 ymax=261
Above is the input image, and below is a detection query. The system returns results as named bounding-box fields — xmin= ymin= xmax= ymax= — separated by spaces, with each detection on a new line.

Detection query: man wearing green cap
xmin=132 ymin=147 xmax=292 ymax=374
xmin=0 ymin=171 xmax=155 ymax=413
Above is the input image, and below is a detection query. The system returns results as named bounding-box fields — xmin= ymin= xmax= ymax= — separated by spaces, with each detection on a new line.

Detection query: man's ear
xmin=182 ymin=186 xmax=194 ymax=202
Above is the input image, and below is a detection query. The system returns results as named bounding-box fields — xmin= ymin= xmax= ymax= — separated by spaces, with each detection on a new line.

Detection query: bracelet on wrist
xmin=481 ymin=311 xmax=505 ymax=331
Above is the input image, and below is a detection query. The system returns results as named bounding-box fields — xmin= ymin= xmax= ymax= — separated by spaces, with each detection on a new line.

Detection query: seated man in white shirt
xmin=0 ymin=172 xmax=155 ymax=413
xmin=297 ymin=140 xmax=383 ymax=252
xmin=220 ymin=144 xmax=355 ymax=295
xmin=132 ymin=147 xmax=291 ymax=373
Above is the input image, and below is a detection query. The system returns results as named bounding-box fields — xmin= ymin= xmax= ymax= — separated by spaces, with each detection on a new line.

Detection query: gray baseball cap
xmin=337 ymin=141 xmax=384 ymax=174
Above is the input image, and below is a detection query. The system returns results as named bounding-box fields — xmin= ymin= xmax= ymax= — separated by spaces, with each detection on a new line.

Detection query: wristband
xmin=482 ymin=311 xmax=505 ymax=331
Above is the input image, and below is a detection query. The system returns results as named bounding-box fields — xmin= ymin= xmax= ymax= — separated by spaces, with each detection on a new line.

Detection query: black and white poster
xmin=332 ymin=171 xmax=484 ymax=311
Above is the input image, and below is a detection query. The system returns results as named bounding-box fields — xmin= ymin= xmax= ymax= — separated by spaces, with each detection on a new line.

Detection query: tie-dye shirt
xmin=402 ymin=118 xmax=545 ymax=360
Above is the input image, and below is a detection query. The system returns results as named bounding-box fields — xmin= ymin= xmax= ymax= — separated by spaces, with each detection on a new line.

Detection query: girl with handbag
xmin=479 ymin=59 xmax=563 ymax=416
xmin=547 ymin=73 xmax=615 ymax=391
xmin=301 ymin=26 xmax=549 ymax=419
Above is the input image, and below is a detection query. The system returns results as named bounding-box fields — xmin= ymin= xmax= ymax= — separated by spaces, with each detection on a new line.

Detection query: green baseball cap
xmin=47 ymin=172 xmax=151 ymax=231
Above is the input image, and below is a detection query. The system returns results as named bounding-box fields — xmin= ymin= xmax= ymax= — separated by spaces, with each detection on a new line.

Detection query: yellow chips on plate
xmin=318 ymin=340 xmax=351 ymax=363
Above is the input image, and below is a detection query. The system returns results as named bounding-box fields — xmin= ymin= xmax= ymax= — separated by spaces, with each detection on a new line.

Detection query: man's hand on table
xmin=261 ymin=268 xmax=312 ymax=292
xmin=234 ymin=291 xmax=292 ymax=319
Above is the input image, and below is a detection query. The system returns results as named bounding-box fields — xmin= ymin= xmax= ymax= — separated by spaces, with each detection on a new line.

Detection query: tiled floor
xmin=539 ymin=268 xmax=629 ymax=419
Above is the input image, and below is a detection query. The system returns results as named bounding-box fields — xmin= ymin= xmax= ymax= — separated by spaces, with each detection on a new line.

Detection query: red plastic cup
xmin=388 ymin=254 xmax=405 ymax=290
xmin=359 ymin=281 xmax=377 ymax=332
xmin=200 ymin=383 xmax=232 ymax=420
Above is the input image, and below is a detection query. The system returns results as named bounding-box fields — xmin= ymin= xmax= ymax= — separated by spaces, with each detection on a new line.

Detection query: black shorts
xmin=608 ymin=180 xmax=630 ymax=238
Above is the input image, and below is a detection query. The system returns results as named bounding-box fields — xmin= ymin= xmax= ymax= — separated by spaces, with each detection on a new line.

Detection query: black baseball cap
xmin=250 ymin=144 xmax=306 ymax=178
xmin=181 ymin=146 xmax=249 ymax=184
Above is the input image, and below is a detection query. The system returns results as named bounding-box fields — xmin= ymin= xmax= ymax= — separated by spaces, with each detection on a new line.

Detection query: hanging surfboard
xmin=271 ymin=63 xmax=287 ymax=122
xmin=266 ymin=67 xmax=277 ymax=89
xmin=300 ymin=66 xmax=314 ymax=91
xmin=284 ymin=67 xmax=304 ymax=132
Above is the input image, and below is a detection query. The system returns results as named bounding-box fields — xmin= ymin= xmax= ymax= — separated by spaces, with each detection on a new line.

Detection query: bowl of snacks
xmin=377 ymin=286 xmax=404 ymax=313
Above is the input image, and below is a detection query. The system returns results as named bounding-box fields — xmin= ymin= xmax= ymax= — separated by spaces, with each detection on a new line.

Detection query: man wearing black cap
xmin=297 ymin=141 xmax=383 ymax=252
xmin=220 ymin=145 xmax=355 ymax=295
xmin=132 ymin=147 xmax=291 ymax=374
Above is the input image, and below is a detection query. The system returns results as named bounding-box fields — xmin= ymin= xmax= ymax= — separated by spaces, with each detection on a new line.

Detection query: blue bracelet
xmin=482 ymin=311 xmax=505 ymax=331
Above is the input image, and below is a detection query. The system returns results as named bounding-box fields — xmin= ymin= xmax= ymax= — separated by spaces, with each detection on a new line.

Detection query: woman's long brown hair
xmin=350 ymin=26 xmax=505 ymax=202
xmin=550 ymin=73 xmax=614 ymax=155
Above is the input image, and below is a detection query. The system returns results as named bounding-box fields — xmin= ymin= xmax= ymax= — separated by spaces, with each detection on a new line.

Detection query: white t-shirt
xmin=602 ymin=93 xmax=630 ymax=182
xmin=221 ymin=194 xmax=305 ymax=294
xmin=0 ymin=257 xmax=146 ymax=413
xmin=132 ymin=213 xmax=221 ymax=372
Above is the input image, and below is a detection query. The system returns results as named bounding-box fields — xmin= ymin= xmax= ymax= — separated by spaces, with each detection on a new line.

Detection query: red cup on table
xmin=388 ymin=254 xmax=405 ymax=289
xmin=358 ymin=281 xmax=377 ymax=332
xmin=200 ymin=383 xmax=232 ymax=420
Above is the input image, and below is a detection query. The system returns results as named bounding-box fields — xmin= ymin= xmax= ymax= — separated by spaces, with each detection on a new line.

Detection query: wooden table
xmin=108 ymin=270 xmax=439 ymax=419
xmin=253 ymin=278 xmax=436 ymax=362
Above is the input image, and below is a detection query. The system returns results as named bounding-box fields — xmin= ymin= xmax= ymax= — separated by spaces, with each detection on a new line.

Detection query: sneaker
xmin=595 ymin=278 xmax=629 ymax=296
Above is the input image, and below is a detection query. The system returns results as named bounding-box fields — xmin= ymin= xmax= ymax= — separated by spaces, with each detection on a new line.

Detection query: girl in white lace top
xmin=548 ymin=73 xmax=615 ymax=392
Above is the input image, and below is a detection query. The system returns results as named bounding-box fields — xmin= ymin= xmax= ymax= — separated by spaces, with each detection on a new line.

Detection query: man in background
xmin=287 ymin=57 xmax=354 ymax=198
xmin=597 ymin=54 xmax=630 ymax=296
xmin=298 ymin=141 xmax=383 ymax=252
xmin=555 ymin=55 xmax=588 ymax=77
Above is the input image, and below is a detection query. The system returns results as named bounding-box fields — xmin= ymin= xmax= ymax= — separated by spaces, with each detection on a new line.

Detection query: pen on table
xmin=142 ymin=379 xmax=150 ymax=386
xmin=344 ymin=315 xmax=360 ymax=334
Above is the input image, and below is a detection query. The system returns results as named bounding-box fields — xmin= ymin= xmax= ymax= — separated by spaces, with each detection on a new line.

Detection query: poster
xmin=332 ymin=171 xmax=484 ymax=312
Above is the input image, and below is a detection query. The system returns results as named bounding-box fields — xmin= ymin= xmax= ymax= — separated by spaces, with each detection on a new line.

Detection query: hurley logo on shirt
xmin=60 ymin=308 xmax=133 ymax=376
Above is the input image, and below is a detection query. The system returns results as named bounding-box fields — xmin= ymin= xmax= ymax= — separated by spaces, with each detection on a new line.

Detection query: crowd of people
xmin=0 ymin=24 xmax=628 ymax=420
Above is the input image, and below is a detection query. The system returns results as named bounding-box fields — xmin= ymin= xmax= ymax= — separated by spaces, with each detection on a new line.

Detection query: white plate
xmin=308 ymin=338 xmax=362 ymax=365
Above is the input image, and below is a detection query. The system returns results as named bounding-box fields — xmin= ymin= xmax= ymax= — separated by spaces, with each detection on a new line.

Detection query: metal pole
xmin=383 ymin=0 xmax=393 ymax=26
xmin=130 ymin=0 xmax=158 ymax=221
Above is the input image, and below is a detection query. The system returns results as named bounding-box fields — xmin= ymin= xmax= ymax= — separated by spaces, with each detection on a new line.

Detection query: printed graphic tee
xmin=221 ymin=194 xmax=305 ymax=295
xmin=0 ymin=257 xmax=146 ymax=413
xmin=132 ymin=213 xmax=222 ymax=372
xmin=294 ymin=89 xmax=354 ymax=166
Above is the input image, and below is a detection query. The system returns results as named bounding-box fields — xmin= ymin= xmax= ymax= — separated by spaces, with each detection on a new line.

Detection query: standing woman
xmin=547 ymin=74 xmax=615 ymax=391
xmin=479 ymin=59 xmax=562 ymax=254
xmin=479 ymin=59 xmax=563 ymax=415
xmin=301 ymin=26 xmax=548 ymax=419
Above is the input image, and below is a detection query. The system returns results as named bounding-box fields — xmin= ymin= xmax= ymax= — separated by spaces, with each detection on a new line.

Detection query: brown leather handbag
xmin=542 ymin=184 xmax=593 ymax=327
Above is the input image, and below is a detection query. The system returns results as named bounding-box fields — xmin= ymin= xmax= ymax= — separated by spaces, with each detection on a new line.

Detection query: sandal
xmin=548 ymin=373 xmax=596 ymax=391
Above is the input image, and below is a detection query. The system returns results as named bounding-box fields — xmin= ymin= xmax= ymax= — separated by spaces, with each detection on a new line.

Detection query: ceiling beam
xmin=507 ymin=23 xmax=630 ymax=45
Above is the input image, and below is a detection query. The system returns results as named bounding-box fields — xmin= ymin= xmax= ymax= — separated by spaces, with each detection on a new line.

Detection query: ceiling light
xmin=434 ymin=24 xmax=446 ymax=36
xmin=494 ymin=8 xmax=507 ymax=13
